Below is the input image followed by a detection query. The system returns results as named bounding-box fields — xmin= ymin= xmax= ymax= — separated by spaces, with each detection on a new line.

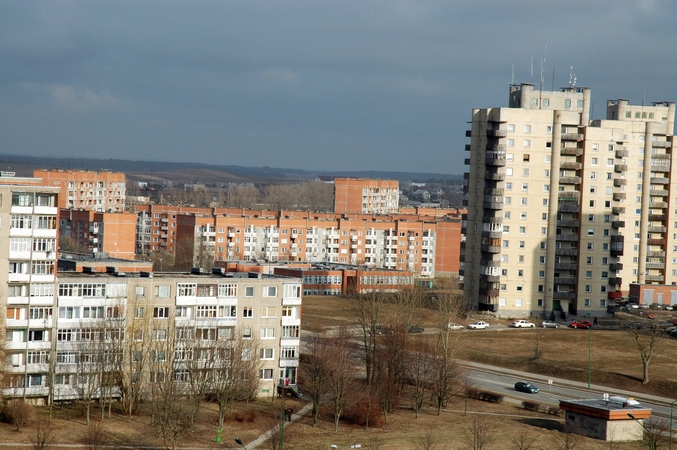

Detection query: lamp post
xmin=235 ymin=437 xmax=247 ymax=450
xmin=670 ymin=400 xmax=677 ymax=450
xmin=587 ymin=326 xmax=592 ymax=390
xmin=628 ymin=413 xmax=654 ymax=450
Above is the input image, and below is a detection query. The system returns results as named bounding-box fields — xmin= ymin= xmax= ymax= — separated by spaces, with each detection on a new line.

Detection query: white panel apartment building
xmin=461 ymin=83 xmax=676 ymax=318
xmin=3 ymin=181 xmax=60 ymax=399
xmin=4 ymin=269 xmax=302 ymax=404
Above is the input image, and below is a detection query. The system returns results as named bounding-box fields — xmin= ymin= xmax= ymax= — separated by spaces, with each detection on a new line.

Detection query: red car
xmin=569 ymin=320 xmax=593 ymax=329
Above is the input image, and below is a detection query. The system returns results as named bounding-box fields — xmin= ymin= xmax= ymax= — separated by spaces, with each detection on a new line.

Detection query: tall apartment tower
xmin=461 ymin=83 xmax=676 ymax=318
xmin=35 ymin=169 xmax=126 ymax=213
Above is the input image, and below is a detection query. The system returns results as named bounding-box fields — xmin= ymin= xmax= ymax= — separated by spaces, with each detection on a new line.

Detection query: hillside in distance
xmin=0 ymin=154 xmax=463 ymax=184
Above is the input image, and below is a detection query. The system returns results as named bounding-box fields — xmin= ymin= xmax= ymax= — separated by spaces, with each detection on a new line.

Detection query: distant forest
xmin=0 ymin=154 xmax=463 ymax=183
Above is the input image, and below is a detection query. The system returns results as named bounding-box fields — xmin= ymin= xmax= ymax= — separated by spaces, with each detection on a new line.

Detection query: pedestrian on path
xmin=593 ymin=317 xmax=598 ymax=327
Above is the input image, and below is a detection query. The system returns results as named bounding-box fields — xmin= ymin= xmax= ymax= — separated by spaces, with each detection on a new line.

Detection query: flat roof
xmin=560 ymin=399 xmax=651 ymax=420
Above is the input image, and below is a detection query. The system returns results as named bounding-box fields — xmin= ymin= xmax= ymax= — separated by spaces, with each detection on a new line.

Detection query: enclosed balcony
xmin=555 ymin=248 xmax=578 ymax=256
xmin=614 ymin=164 xmax=627 ymax=173
xmin=560 ymin=147 xmax=583 ymax=156
xmin=613 ymin=179 xmax=627 ymax=187
xmin=554 ymin=277 xmax=577 ymax=285
xmin=557 ymin=219 xmax=580 ymax=227
xmin=556 ymin=234 xmax=579 ymax=242
xmin=615 ymin=148 xmax=629 ymax=158
xmin=486 ymin=129 xmax=508 ymax=138
xmin=608 ymin=277 xmax=623 ymax=285
xmin=484 ymin=172 xmax=505 ymax=181
xmin=559 ymin=176 xmax=582 ymax=185
xmin=561 ymin=133 xmax=584 ymax=141
xmin=555 ymin=263 xmax=578 ymax=270
xmin=611 ymin=221 xmax=625 ymax=229
xmin=612 ymin=193 xmax=626 ymax=201
xmin=560 ymin=161 xmax=583 ymax=170
xmin=645 ymin=274 xmax=665 ymax=282
xmin=651 ymin=177 xmax=669 ymax=184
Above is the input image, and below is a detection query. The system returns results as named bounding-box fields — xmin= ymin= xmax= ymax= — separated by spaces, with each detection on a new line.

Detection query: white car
xmin=510 ymin=320 xmax=536 ymax=328
xmin=445 ymin=322 xmax=464 ymax=331
xmin=467 ymin=321 xmax=489 ymax=330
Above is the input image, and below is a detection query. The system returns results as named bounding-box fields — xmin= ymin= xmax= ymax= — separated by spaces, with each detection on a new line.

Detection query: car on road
xmin=509 ymin=320 xmax=535 ymax=328
xmin=514 ymin=381 xmax=539 ymax=393
xmin=569 ymin=320 xmax=593 ymax=329
xmin=467 ymin=321 xmax=489 ymax=330
xmin=540 ymin=320 xmax=559 ymax=328
xmin=407 ymin=325 xmax=425 ymax=334
xmin=445 ymin=322 xmax=464 ymax=331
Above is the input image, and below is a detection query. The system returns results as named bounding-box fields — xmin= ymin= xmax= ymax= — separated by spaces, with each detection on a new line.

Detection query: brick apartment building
xmin=34 ymin=169 xmax=126 ymax=213
xmin=59 ymin=209 xmax=137 ymax=259
xmin=136 ymin=205 xmax=463 ymax=277
xmin=334 ymin=177 xmax=400 ymax=214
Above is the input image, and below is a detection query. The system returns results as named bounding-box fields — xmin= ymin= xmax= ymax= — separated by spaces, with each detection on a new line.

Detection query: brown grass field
xmin=1 ymin=294 xmax=675 ymax=449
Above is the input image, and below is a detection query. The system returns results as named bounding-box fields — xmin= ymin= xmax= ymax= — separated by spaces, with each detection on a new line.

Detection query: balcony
xmin=650 ymin=202 xmax=668 ymax=209
xmin=554 ymin=277 xmax=577 ymax=285
xmin=646 ymin=262 xmax=664 ymax=269
xmin=612 ymin=192 xmax=626 ymax=201
xmin=650 ymin=189 xmax=669 ymax=197
xmin=553 ymin=292 xmax=577 ymax=300
xmin=647 ymin=239 xmax=664 ymax=245
xmin=615 ymin=149 xmax=629 ymax=158
xmin=609 ymin=263 xmax=623 ymax=271
xmin=559 ymin=176 xmax=582 ymax=185
xmin=555 ymin=248 xmax=578 ymax=256
xmin=561 ymin=133 xmax=584 ymax=141
xmin=558 ymin=203 xmax=580 ymax=213
xmin=483 ymin=201 xmax=503 ymax=210
xmin=651 ymin=177 xmax=669 ymax=184
xmin=645 ymin=274 xmax=665 ymax=282
xmin=486 ymin=130 xmax=508 ymax=138
xmin=484 ymin=187 xmax=504 ymax=195
xmin=612 ymin=207 xmax=626 ymax=215
xmin=611 ymin=221 xmax=625 ymax=229
xmin=480 ymin=273 xmax=500 ymax=282
xmin=613 ymin=179 xmax=627 ymax=187
xmin=484 ymin=172 xmax=505 ymax=181
xmin=647 ymin=250 xmax=666 ymax=257
xmin=648 ymin=226 xmax=666 ymax=233
xmin=482 ymin=216 xmax=503 ymax=224
xmin=560 ymin=147 xmax=583 ymax=156
xmin=557 ymin=219 xmax=580 ymax=227
xmin=649 ymin=214 xmax=666 ymax=221
xmin=485 ymin=154 xmax=506 ymax=166
xmin=560 ymin=161 xmax=582 ymax=170
xmin=481 ymin=230 xmax=502 ymax=239
xmin=555 ymin=263 xmax=578 ymax=271
xmin=608 ymin=277 xmax=623 ymax=285
xmin=652 ymin=141 xmax=671 ymax=148
xmin=556 ymin=234 xmax=579 ymax=242
xmin=651 ymin=163 xmax=670 ymax=172
xmin=614 ymin=164 xmax=627 ymax=173
xmin=486 ymin=144 xmax=506 ymax=152
xmin=480 ymin=245 xmax=501 ymax=253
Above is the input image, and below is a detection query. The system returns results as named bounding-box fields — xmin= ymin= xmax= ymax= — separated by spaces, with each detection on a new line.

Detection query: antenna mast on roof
xmin=511 ymin=64 xmax=515 ymax=85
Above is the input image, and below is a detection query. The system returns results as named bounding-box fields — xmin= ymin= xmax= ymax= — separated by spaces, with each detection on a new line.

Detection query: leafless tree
xmin=375 ymin=328 xmax=406 ymax=424
xmin=462 ymin=416 xmax=494 ymax=450
xmin=533 ymin=327 xmax=547 ymax=360
xmin=300 ymin=330 xmax=332 ymax=426
xmin=122 ymin=297 xmax=152 ymax=420
xmin=551 ymin=430 xmax=582 ymax=450
xmin=327 ymin=327 xmax=356 ymax=432
xmin=5 ymin=399 xmax=35 ymax=431
xmin=226 ymin=184 xmax=260 ymax=209
xmin=351 ymin=291 xmax=383 ymax=386
xmin=32 ymin=419 xmax=56 ymax=450
xmin=408 ymin=341 xmax=433 ymax=418
xmin=637 ymin=417 xmax=670 ymax=450
xmin=415 ymin=427 xmax=447 ymax=450
xmin=623 ymin=319 xmax=665 ymax=384
xmin=83 ymin=421 xmax=107 ymax=450
xmin=509 ymin=429 xmax=538 ymax=450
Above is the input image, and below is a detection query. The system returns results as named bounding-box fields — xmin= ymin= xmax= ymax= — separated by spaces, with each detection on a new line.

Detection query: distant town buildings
xmin=462 ymin=82 xmax=676 ymax=317
xmin=59 ymin=209 xmax=137 ymax=259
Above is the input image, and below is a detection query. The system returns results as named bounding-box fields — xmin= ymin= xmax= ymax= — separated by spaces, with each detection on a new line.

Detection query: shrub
xmin=467 ymin=388 xmax=504 ymax=404
xmin=521 ymin=401 xmax=561 ymax=416
xmin=1 ymin=400 xmax=35 ymax=432
xmin=344 ymin=395 xmax=384 ymax=428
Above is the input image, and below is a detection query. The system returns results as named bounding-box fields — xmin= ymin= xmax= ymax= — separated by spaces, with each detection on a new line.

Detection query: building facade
xmin=35 ymin=169 xmax=126 ymax=213
xmin=2 ymin=180 xmax=60 ymax=400
xmin=59 ymin=209 xmax=137 ymax=259
xmin=334 ymin=178 xmax=400 ymax=214
xmin=136 ymin=205 xmax=463 ymax=278
xmin=461 ymin=83 xmax=676 ymax=318
xmin=4 ymin=270 xmax=302 ymax=403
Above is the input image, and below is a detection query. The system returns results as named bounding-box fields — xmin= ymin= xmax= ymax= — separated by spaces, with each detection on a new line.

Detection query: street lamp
xmin=628 ymin=413 xmax=654 ymax=450
xmin=235 ymin=437 xmax=247 ymax=450
xmin=670 ymin=400 xmax=677 ymax=450
xmin=587 ymin=327 xmax=592 ymax=390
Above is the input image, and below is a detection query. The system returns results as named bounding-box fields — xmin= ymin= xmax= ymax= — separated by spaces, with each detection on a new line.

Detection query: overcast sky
xmin=1 ymin=1 xmax=676 ymax=174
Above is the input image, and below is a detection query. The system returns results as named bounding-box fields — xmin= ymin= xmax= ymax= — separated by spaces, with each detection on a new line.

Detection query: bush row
xmin=466 ymin=388 xmax=503 ymax=404
xmin=522 ymin=401 xmax=561 ymax=416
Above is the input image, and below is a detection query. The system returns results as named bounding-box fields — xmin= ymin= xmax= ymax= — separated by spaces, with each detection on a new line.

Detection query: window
xmin=135 ymin=286 xmax=145 ymax=298
xmin=519 ymin=212 xmax=527 ymax=220
xmin=261 ymin=327 xmax=275 ymax=339
xmin=590 ymin=172 xmax=597 ymax=180
xmin=585 ymin=285 xmax=592 ymax=293
xmin=585 ymin=271 xmax=592 ymax=279
xmin=153 ymin=307 xmax=170 ymax=318
xmin=523 ymin=140 xmax=531 ymax=148
xmin=242 ymin=327 xmax=253 ymax=339
xmin=517 ymin=269 xmax=524 ymax=277
xmin=155 ymin=286 xmax=170 ymax=298
xmin=522 ymin=169 xmax=529 ymax=177
xmin=153 ymin=329 xmax=167 ymax=341
xmin=586 ymin=257 xmax=593 ymax=264
xmin=516 ymin=285 xmax=523 ymax=292
xmin=260 ymin=348 xmax=274 ymax=360
xmin=134 ymin=307 xmax=145 ymax=319
xmin=245 ymin=286 xmax=255 ymax=297
xmin=263 ymin=286 xmax=277 ymax=297
xmin=587 ymin=243 xmax=594 ymax=250
xmin=261 ymin=306 xmax=277 ymax=318
xmin=591 ymin=157 xmax=598 ymax=166
xmin=243 ymin=306 xmax=253 ymax=318
xmin=538 ymin=270 xmax=545 ymax=278
xmin=539 ymin=256 xmax=546 ymax=263
xmin=521 ymin=198 xmax=527 ymax=206
xmin=259 ymin=369 xmax=274 ymax=380
xmin=584 ymin=299 xmax=591 ymax=307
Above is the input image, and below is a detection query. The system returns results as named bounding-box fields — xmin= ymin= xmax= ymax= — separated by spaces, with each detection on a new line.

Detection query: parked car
xmin=541 ymin=320 xmax=559 ymax=328
xmin=467 ymin=321 xmax=489 ymax=330
xmin=509 ymin=320 xmax=535 ymax=328
xmin=569 ymin=320 xmax=593 ymax=329
xmin=407 ymin=325 xmax=425 ymax=334
xmin=514 ymin=381 xmax=539 ymax=394
xmin=445 ymin=322 xmax=464 ymax=331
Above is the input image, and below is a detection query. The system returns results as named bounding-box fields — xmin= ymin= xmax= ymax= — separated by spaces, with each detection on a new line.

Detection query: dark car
xmin=514 ymin=381 xmax=539 ymax=394
xmin=569 ymin=320 xmax=593 ymax=329
xmin=407 ymin=325 xmax=425 ymax=334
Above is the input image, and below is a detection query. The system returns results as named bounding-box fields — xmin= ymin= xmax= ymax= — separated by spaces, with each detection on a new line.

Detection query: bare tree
xmin=533 ymin=327 xmax=546 ymax=360
xmin=32 ymin=419 xmax=56 ymax=450
xmin=637 ymin=417 xmax=669 ymax=450
xmin=83 ymin=421 xmax=107 ymax=450
xmin=408 ymin=341 xmax=432 ymax=418
xmin=462 ymin=416 xmax=494 ymax=450
xmin=300 ymin=330 xmax=332 ymax=426
xmin=551 ymin=431 xmax=582 ymax=450
xmin=5 ymin=399 xmax=35 ymax=431
xmin=351 ymin=291 xmax=382 ymax=386
xmin=510 ymin=429 xmax=538 ymax=450
xmin=415 ymin=427 xmax=447 ymax=450
xmin=375 ymin=328 xmax=406 ymax=424
xmin=623 ymin=319 xmax=665 ymax=384
xmin=122 ymin=297 xmax=152 ymax=420
xmin=327 ymin=327 xmax=356 ymax=432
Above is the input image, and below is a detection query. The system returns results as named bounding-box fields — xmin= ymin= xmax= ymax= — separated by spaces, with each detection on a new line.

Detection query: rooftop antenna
xmin=551 ymin=67 xmax=555 ymax=91
xmin=569 ymin=66 xmax=577 ymax=89
xmin=530 ymin=56 xmax=533 ymax=79
xmin=511 ymin=64 xmax=515 ymax=85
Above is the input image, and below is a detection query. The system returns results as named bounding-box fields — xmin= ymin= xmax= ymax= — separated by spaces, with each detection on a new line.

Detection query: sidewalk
xmin=240 ymin=400 xmax=313 ymax=450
